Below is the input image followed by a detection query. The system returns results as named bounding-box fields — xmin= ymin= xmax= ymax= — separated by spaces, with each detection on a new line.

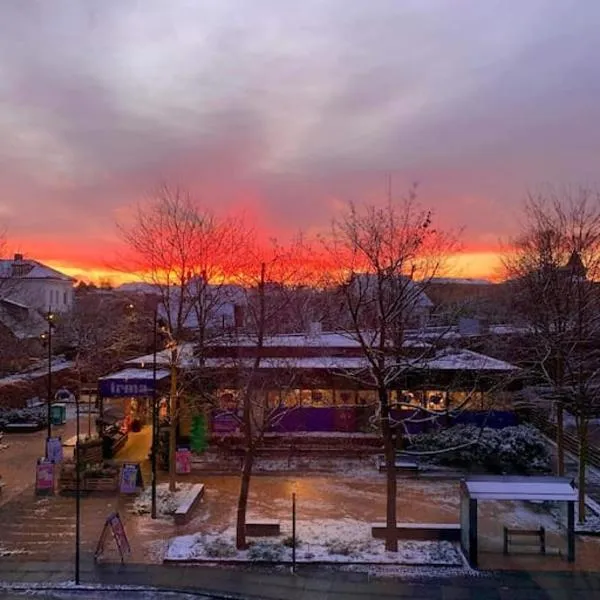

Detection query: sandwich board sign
xmin=94 ymin=512 xmax=131 ymax=563
xmin=119 ymin=463 xmax=143 ymax=494
xmin=46 ymin=437 xmax=63 ymax=464
xmin=35 ymin=459 xmax=55 ymax=495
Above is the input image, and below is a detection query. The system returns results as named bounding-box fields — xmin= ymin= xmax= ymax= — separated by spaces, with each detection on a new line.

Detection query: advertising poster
xmin=46 ymin=437 xmax=63 ymax=464
xmin=119 ymin=463 xmax=139 ymax=494
xmin=36 ymin=461 xmax=55 ymax=492
xmin=175 ymin=448 xmax=191 ymax=474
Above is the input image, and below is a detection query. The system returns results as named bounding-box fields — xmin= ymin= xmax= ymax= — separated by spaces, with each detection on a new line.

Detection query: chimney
xmin=14 ymin=253 xmax=23 ymax=262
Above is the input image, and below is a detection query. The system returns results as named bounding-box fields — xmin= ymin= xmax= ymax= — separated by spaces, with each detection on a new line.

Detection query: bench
xmin=246 ymin=520 xmax=281 ymax=537
xmin=503 ymin=526 xmax=546 ymax=555
xmin=3 ymin=422 xmax=44 ymax=433
xmin=371 ymin=522 xmax=461 ymax=542
xmin=377 ymin=459 xmax=419 ymax=475
xmin=173 ymin=484 xmax=205 ymax=526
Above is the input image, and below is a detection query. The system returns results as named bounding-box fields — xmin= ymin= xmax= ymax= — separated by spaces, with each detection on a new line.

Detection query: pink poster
xmin=36 ymin=461 xmax=55 ymax=492
xmin=175 ymin=449 xmax=191 ymax=474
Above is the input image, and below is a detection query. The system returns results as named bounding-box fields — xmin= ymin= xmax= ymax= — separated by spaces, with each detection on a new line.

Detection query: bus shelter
xmin=460 ymin=475 xmax=576 ymax=568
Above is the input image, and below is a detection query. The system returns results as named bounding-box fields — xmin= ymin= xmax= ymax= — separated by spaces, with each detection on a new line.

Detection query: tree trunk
xmin=578 ymin=420 xmax=588 ymax=523
xmin=236 ymin=448 xmax=255 ymax=549
xmin=380 ymin=391 xmax=398 ymax=552
xmin=556 ymin=404 xmax=565 ymax=477
xmin=168 ymin=357 xmax=178 ymax=493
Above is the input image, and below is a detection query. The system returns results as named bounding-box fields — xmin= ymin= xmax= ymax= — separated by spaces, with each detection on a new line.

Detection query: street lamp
xmin=41 ymin=310 xmax=55 ymax=448
xmin=151 ymin=307 xmax=168 ymax=519
xmin=74 ymin=390 xmax=81 ymax=585
xmin=151 ymin=307 xmax=158 ymax=519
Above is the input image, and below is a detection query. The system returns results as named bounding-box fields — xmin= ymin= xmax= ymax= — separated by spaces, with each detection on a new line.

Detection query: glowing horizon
xmin=41 ymin=248 xmax=507 ymax=287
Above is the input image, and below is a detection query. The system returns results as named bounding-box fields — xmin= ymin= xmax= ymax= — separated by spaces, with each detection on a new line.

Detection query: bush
xmin=325 ymin=538 xmax=357 ymax=556
xmin=204 ymin=538 xmax=236 ymax=558
xmin=0 ymin=407 xmax=47 ymax=430
xmin=282 ymin=535 xmax=301 ymax=549
xmin=407 ymin=424 xmax=551 ymax=475
xmin=247 ymin=541 xmax=284 ymax=561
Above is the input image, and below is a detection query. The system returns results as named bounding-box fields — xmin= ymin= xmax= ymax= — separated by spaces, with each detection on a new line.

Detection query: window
xmin=63 ymin=291 xmax=67 ymax=305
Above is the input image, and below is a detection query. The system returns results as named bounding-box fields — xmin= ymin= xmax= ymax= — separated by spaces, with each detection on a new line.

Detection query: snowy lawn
xmin=132 ymin=483 xmax=200 ymax=518
xmin=165 ymin=519 xmax=464 ymax=566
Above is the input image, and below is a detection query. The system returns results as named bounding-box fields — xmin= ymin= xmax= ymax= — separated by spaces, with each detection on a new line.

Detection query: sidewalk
xmin=1 ymin=560 xmax=600 ymax=599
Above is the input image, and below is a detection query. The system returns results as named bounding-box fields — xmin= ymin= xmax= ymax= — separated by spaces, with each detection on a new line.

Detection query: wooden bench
xmin=174 ymin=484 xmax=205 ymax=525
xmin=372 ymin=522 xmax=461 ymax=542
xmin=503 ymin=526 xmax=546 ymax=555
xmin=377 ymin=459 xmax=419 ymax=475
xmin=246 ymin=520 xmax=281 ymax=537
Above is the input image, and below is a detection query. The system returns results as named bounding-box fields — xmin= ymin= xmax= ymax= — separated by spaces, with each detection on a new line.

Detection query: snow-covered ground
xmin=165 ymin=519 xmax=463 ymax=565
xmin=132 ymin=483 xmax=196 ymax=517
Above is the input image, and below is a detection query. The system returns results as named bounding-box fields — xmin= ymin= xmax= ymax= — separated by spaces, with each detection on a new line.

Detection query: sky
xmin=1 ymin=0 xmax=599 ymax=283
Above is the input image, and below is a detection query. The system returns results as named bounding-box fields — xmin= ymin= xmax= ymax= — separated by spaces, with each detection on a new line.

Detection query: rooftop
xmin=462 ymin=475 xmax=577 ymax=502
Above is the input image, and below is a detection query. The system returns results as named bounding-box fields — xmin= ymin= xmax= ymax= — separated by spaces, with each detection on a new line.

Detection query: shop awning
xmin=98 ymin=368 xmax=170 ymax=398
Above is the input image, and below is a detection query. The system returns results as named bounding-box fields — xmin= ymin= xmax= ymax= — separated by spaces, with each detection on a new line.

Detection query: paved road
xmin=1 ymin=560 xmax=600 ymax=599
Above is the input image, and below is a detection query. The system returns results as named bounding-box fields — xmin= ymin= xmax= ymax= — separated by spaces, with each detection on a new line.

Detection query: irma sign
xmin=99 ymin=379 xmax=155 ymax=398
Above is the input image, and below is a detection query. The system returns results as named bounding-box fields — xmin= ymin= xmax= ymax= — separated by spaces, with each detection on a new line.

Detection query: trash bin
xmin=50 ymin=403 xmax=67 ymax=426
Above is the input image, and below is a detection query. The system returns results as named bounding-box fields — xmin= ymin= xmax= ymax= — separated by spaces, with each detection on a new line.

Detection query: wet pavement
xmin=2 ymin=416 xmax=600 ymax=582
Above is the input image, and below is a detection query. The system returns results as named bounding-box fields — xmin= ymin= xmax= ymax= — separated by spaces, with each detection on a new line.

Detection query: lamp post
xmin=151 ymin=307 xmax=158 ymax=519
xmin=74 ymin=391 xmax=81 ymax=585
xmin=42 ymin=310 xmax=55 ymax=448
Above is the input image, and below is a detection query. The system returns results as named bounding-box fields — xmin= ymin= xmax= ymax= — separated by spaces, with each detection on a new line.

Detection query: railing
xmin=525 ymin=409 xmax=600 ymax=469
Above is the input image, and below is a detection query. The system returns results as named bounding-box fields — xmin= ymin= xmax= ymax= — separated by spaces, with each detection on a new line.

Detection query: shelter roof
xmin=462 ymin=475 xmax=577 ymax=502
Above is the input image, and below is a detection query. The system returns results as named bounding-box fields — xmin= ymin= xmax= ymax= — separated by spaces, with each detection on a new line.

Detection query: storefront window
xmin=267 ymin=390 xmax=282 ymax=408
xmin=218 ymin=389 xmax=240 ymax=410
xmin=356 ymin=390 xmax=377 ymax=406
xmin=336 ymin=390 xmax=356 ymax=406
xmin=282 ymin=389 xmax=302 ymax=408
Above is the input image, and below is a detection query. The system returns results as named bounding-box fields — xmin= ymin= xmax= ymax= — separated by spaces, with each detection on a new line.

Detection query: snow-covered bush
xmin=0 ymin=407 xmax=47 ymax=429
xmin=408 ymin=424 xmax=551 ymax=474
xmin=204 ymin=537 xmax=236 ymax=558
xmin=132 ymin=485 xmax=182 ymax=516
xmin=247 ymin=541 xmax=284 ymax=561
xmin=325 ymin=538 xmax=357 ymax=556
xmin=281 ymin=535 xmax=301 ymax=548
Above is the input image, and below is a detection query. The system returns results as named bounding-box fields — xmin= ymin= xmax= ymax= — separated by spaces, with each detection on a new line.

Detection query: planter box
xmin=173 ymin=484 xmax=205 ymax=525
xmin=75 ymin=440 xmax=103 ymax=464
xmin=84 ymin=477 xmax=118 ymax=492
xmin=246 ymin=520 xmax=281 ymax=537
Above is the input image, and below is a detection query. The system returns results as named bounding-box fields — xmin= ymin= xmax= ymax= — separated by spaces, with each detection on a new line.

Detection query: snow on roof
xmin=430 ymin=278 xmax=492 ymax=285
xmin=219 ymin=332 xmax=432 ymax=349
xmin=204 ymin=356 xmax=370 ymax=370
xmin=98 ymin=368 xmax=170 ymax=382
xmin=0 ymin=360 xmax=74 ymax=387
xmin=420 ymin=349 xmax=518 ymax=372
xmin=125 ymin=342 xmax=197 ymax=368
xmin=462 ymin=476 xmax=577 ymax=502
xmin=0 ymin=258 xmax=74 ymax=281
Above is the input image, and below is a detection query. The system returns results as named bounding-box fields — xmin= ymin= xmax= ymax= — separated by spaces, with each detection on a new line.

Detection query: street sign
xmin=95 ymin=512 xmax=131 ymax=563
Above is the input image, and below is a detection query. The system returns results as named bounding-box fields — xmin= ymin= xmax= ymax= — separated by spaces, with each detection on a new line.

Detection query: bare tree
xmin=119 ymin=184 xmax=234 ymax=491
xmin=505 ymin=187 xmax=600 ymax=520
xmin=228 ymin=237 xmax=313 ymax=549
xmin=322 ymin=187 xmax=458 ymax=551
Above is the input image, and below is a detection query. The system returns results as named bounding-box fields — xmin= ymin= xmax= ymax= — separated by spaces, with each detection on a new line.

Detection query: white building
xmin=0 ymin=253 xmax=75 ymax=313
